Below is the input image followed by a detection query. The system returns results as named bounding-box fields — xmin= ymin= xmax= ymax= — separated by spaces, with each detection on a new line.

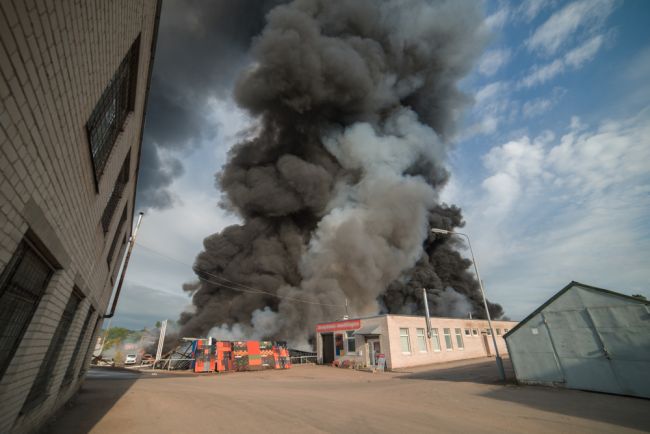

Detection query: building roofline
xmin=317 ymin=313 xmax=518 ymax=326
xmin=503 ymin=281 xmax=649 ymax=339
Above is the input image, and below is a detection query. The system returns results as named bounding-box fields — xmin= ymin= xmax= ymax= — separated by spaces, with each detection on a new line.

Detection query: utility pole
xmin=422 ymin=288 xmax=433 ymax=339
xmin=104 ymin=212 xmax=144 ymax=318
xmin=431 ymin=228 xmax=506 ymax=381
xmin=154 ymin=319 xmax=168 ymax=369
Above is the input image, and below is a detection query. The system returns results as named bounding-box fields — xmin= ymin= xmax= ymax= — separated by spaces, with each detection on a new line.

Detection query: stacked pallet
xmin=220 ymin=340 xmax=291 ymax=372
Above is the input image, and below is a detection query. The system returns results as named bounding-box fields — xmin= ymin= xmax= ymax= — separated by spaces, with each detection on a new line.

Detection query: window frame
xmin=22 ymin=288 xmax=83 ymax=412
xmin=430 ymin=328 xmax=441 ymax=352
xmin=0 ymin=240 xmax=55 ymax=381
xmin=443 ymin=328 xmax=453 ymax=351
xmin=472 ymin=328 xmax=479 ymax=336
xmin=346 ymin=330 xmax=356 ymax=353
xmin=464 ymin=328 xmax=471 ymax=336
xmin=454 ymin=328 xmax=464 ymax=350
xmin=416 ymin=328 xmax=427 ymax=353
xmin=399 ymin=327 xmax=411 ymax=354
xmin=86 ymin=35 xmax=141 ymax=190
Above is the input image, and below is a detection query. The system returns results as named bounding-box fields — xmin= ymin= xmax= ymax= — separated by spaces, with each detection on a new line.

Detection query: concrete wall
xmin=0 ymin=1 xmax=159 ymax=431
xmin=385 ymin=315 xmax=515 ymax=370
xmin=506 ymin=284 xmax=650 ymax=398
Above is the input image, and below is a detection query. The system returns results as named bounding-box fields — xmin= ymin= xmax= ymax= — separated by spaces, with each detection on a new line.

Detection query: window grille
xmin=79 ymin=317 xmax=102 ymax=378
xmin=107 ymin=206 xmax=128 ymax=267
xmin=61 ymin=305 xmax=95 ymax=386
xmin=101 ymin=151 xmax=131 ymax=233
xmin=22 ymin=289 xmax=81 ymax=412
xmin=0 ymin=242 xmax=53 ymax=381
xmin=86 ymin=35 xmax=140 ymax=183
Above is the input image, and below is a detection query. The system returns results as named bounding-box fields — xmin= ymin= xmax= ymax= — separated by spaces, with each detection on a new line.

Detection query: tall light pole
xmin=430 ymin=228 xmax=506 ymax=381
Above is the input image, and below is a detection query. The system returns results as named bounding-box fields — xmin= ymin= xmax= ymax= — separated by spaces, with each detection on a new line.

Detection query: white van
xmin=124 ymin=354 xmax=137 ymax=365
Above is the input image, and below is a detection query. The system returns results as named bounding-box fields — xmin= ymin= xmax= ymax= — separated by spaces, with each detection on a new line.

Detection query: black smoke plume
xmin=177 ymin=0 xmax=503 ymax=349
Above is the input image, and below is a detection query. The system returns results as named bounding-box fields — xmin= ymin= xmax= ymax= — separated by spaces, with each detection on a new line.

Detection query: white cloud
xmin=447 ymin=107 xmax=650 ymax=318
xmin=478 ymin=48 xmax=512 ymax=76
xmin=526 ymin=0 xmax=616 ymax=55
xmin=520 ymin=58 xmax=564 ymax=87
xmin=485 ymin=7 xmax=510 ymax=30
xmin=564 ymin=34 xmax=604 ymax=68
xmin=522 ymin=87 xmax=566 ymax=118
xmin=515 ymin=0 xmax=552 ymax=22
xmin=520 ymin=33 xmax=607 ymax=88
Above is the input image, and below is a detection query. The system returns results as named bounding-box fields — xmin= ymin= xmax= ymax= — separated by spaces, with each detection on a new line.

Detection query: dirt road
xmin=45 ymin=360 xmax=649 ymax=434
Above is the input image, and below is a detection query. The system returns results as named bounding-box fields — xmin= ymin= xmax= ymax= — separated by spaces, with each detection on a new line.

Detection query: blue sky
xmin=113 ymin=0 xmax=650 ymax=329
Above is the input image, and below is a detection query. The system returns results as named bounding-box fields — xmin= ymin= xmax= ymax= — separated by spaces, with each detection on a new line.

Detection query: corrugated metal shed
xmin=504 ymin=281 xmax=650 ymax=398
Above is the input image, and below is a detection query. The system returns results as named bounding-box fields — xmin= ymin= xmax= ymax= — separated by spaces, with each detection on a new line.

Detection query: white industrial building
xmin=504 ymin=281 xmax=650 ymax=398
xmin=316 ymin=314 xmax=517 ymax=370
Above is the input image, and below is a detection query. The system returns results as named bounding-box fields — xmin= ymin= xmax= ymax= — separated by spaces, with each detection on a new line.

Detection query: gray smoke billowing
xmin=178 ymin=0 xmax=503 ymax=349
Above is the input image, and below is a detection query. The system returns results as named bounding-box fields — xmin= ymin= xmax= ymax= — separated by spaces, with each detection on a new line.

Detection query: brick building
xmin=0 ymin=1 xmax=160 ymax=431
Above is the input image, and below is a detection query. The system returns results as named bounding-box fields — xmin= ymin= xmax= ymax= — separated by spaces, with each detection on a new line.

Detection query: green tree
xmin=632 ymin=294 xmax=647 ymax=301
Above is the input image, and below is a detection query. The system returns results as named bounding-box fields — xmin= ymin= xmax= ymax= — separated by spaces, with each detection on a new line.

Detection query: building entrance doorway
xmin=368 ymin=339 xmax=381 ymax=366
xmin=322 ymin=333 xmax=334 ymax=364
xmin=482 ymin=334 xmax=492 ymax=356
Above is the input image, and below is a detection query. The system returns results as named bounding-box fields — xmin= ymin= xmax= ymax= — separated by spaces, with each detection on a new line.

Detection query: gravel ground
xmin=44 ymin=359 xmax=650 ymax=434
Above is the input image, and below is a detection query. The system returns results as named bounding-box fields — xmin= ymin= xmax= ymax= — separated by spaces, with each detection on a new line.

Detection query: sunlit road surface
xmin=45 ymin=361 xmax=650 ymax=434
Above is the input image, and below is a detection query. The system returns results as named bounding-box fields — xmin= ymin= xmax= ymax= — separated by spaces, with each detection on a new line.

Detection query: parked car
xmin=141 ymin=354 xmax=154 ymax=365
xmin=124 ymin=354 xmax=137 ymax=365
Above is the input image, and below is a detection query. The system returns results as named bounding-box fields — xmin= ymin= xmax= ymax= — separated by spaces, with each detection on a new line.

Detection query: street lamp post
xmin=430 ymin=228 xmax=506 ymax=381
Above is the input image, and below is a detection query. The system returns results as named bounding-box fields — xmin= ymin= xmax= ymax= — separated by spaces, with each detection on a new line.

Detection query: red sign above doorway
xmin=316 ymin=319 xmax=361 ymax=333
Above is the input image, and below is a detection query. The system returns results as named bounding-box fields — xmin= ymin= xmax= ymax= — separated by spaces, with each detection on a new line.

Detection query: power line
xmin=133 ymin=241 xmax=346 ymax=308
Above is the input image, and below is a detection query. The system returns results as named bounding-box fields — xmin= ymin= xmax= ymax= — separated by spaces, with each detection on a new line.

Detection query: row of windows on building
xmin=0 ymin=33 xmax=143 ymax=414
xmin=399 ymin=326 xmax=510 ymax=354
xmin=0 ymin=239 xmax=99 ymax=413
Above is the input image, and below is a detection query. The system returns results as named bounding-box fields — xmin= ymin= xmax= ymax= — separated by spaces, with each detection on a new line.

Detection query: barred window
xmin=86 ymin=35 xmax=140 ymax=183
xmin=22 ymin=289 xmax=82 ymax=412
xmin=0 ymin=241 xmax=54 ymax=381
xmin=61 ymin=305 xmax=95 ymax=386
xmin=107 ymin=206 xmax=128 ymax=267
xmin=101 ymin=151 xmax=131 ymax=233
xmin=79 ymin=317 xmax=102 ymax=378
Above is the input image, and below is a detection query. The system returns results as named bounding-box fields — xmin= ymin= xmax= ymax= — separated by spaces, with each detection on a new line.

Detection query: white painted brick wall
xmin=0 ymin=0 xmax=159 ymax=432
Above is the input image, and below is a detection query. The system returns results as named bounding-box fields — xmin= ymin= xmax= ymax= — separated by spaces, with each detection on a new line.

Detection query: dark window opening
xmin=22 ymin=288 xmax=82 ymax=412
xmin=79 ymin=317 xmax=102 ymax=378
xmin=101 ymin=150 xmax=131 ymax=233
xmin=0 ymin=241 xmax=54 ymax=382
xmin=107 ymin=206 xmax=128 ymax=267
xmin=61 ymin=305 xmax=95 ymax=386
xmin=86 ymin=35 xmax=140 ymax=184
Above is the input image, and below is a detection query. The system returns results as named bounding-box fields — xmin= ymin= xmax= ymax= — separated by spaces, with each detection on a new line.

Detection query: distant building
xmin=0 ymin=1 xmax=160 ymax=431
xmin=316 ymin=314 xmax=517 ymax=370
xmin=504 ymin=281 xmax=650 ymax=399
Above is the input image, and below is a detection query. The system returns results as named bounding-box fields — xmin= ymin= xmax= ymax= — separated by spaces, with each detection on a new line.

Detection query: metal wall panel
xmin=507 ymin=285 xmax=650 ymax=398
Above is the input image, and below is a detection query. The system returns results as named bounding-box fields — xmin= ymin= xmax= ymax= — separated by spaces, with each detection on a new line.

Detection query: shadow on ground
xmin=395 ymin=358 xmax=516 ymax=385
xmin=396 ymin=358 xmax=650 ymax=432
xmin=481 ymin=385 xmax=650 ymax=432
xmin=43 ymin=367 xmax=141 ymax=434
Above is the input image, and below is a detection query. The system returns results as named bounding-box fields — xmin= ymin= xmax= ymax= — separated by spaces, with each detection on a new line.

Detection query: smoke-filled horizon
xmin=177 ymin=0 xmax=504 ymax=350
